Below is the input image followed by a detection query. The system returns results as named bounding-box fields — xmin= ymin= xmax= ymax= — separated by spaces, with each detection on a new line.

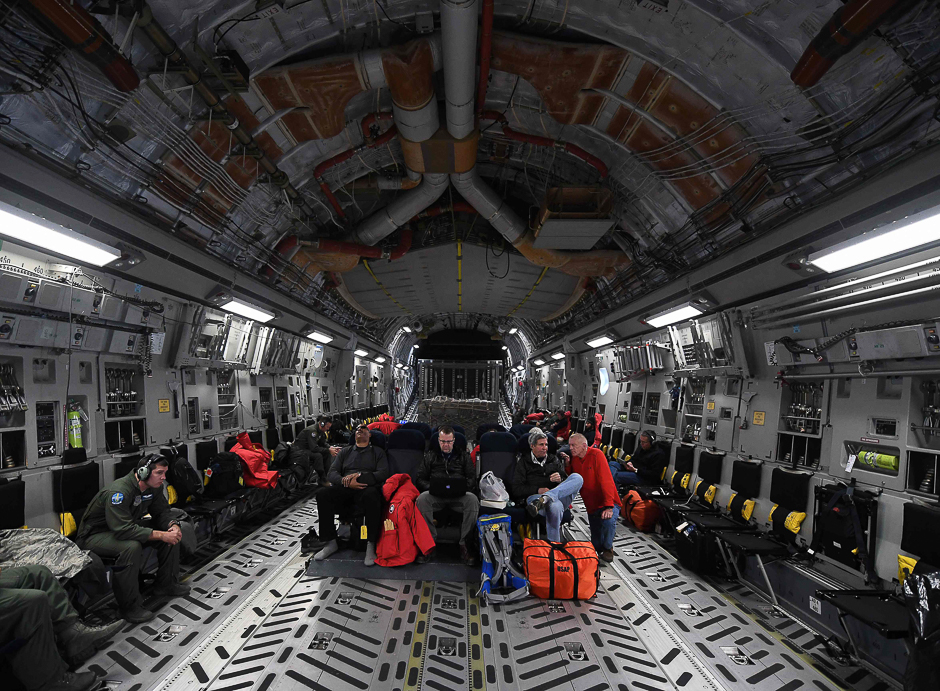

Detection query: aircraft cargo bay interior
xmin=0 ymin=0 xmax=939 ymax=690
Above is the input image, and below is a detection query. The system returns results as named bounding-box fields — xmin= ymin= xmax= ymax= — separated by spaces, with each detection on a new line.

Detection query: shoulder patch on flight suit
xmin=133 ymin=496 xmax=142 ymax=506
xmin=111 ymin=492 xmax=124 ymax=505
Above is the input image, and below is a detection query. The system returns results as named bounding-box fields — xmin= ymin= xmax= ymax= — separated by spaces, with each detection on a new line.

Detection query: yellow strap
xmin=899 ymin=555 xmax=918 ymax=584
xmin=59 ymin=512 xmax=76 ymax=537
xmin=742 ymin=499 xmax=755 ymax=521
xmin=727 ymin=492 xmax=738 ymax=512
xmin=681 ymin=473 xmax=691 ymax=489
xmin=704 ymin=484 xmax=716 ymax=504
xmin=167 ymin=485 xmax=178 ymax=505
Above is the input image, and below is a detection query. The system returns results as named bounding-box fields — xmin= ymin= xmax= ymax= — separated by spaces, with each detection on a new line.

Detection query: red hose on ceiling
xmin=476 ymin=0 xmax=494 ymax=120
xmin=314 ymin=116 xmax=399 ymax=220
xmin=480 ymin=110 xmax=608 ymax=178
xmin=790 ymin=0 xmax=916 ymax=88
xmin=25 ymin=0 xmax=140 ymax=92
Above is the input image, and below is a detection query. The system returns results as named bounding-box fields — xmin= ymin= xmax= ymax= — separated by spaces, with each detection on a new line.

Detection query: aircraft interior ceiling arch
xmin=1 ymin=1 xmax=940 ymax=690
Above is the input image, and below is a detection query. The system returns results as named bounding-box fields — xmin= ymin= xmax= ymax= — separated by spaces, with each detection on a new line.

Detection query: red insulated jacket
xmin=591 ymin=413 xmax=603 ymax=446
xmin=569 ymin=447 xmax=622 ymax=514
xmin=525 ymin=412 xmax=546 ymax=423
xmin=376 ymin=473 xmax=436 ymax=567
xmin=232 ymin=432 xmax=279 ymax=489
xmin=368 ymin=419 xmax=401 ymax=436
xmin=552 ymin=411 xmax=572 ymax=441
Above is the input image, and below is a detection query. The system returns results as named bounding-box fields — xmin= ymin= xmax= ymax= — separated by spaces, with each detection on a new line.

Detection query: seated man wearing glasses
xmin=314 ymin=424 xmax=389 ymax=566
xmin=415 ymin=426 xmax=478 ymax=566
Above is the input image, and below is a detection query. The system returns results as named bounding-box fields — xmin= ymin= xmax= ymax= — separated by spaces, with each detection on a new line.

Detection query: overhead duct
xmin=450 ymin=169 xmax=525 ymax=245
xmin=350 ymin=173 xmax=449 ymax=246
xmin=440 ymin=0 xmax=478 ymax=140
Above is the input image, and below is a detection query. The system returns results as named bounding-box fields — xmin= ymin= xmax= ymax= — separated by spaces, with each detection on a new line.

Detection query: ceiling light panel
xmin=354 ymin=349 xmax=369 ymax=357
xmin=0 ymin=202 xmax=121 ymax=267
xmin=220 ymin=298 xmax=276 ymax=323
xmin=551 ymin=352 xmax=565 ymax=360
xmin=586 ymin=335 xmax=614 ymax=348
xmin=808 ymin=212 xmax=940 ymax=272
xmin=646 ymin=303 xmax=705 ymax=328
xmin=307 ymin=331 xmax=333 ymax=344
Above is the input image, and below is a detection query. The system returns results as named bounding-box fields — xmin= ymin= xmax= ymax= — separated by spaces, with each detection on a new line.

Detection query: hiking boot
xmin=153 ymin=582 xmax=191 ymax=598
xmin=59 ymin=619 xmax=124 ymax=666
xmin=526 ymin=494 xmax=549 ymax=518
xmin=459 ymin=544 xmax=476 ymax=567
xmin=120 ymin=606 xmax=155 ymax=624
xmin=599 ymin=549 xmax=614 ymax=563
xmin=416 ymin=548 xmax=435 ymax=564
xmin=38 ymin=670 xmax=100 ymax=691
xmin=301 ymin=527 xmax=325 ymax=554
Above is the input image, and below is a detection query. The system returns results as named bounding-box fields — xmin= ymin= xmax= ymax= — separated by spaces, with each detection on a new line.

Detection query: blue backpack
xmin=477 ymin=513 xmax=528 ymax=604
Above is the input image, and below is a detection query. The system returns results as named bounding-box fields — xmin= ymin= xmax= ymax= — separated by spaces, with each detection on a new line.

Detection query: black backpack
xmin=204 ymin=452 xmax=243 ymax=498
xmin=271 ymin=442 xmax=291 ymax=470
xmin=168 ymin=457 xmax=204 ymax=502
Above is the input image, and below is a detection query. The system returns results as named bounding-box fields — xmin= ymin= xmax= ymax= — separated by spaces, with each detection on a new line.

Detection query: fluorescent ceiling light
xmin=413 ymin=344 xmax=419 ymax=349
xmin=509 ymin=327 xmax=518 ymax=334
xmin=354 ymin=349 xmax=369 ymax=357
xmin=551 ymin=352 xmax=565 ymax=360
xmin=307 ymin=330 xmax=333 ymax=344
xmin=646 ymin=303 xmax=705 ymax=328
xmin=220 ymin=298 xmax=276 ymax=323
xmin=586 ymin=335 xmax=614 ymax=348
xmin=403 ymin=326 xmax=412 ymax=332
xmin=501 ymin=345 xmax=508 ymax=350
xmin=375 ymin=356 xmax=386 ymax=363
xmin=0 ymin=202 xmax=122 ymax=267
xmin=533 ymin=358 xmax=546 ymax=366
xmin=808 ymin=213 xmax=940 ymax=272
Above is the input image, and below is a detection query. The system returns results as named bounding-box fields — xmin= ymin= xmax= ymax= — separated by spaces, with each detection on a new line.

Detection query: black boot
xmin=59 ymin=619 xmax=125 ymax=666
xmin=301 ymin=526 xmax=325 ymax=554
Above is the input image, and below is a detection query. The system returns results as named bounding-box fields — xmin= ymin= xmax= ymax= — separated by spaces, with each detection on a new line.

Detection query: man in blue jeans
xmin=511 ymin=429 xmax=583 ymax=542
xmin=569 ymin=433 xmax=623 ymax=562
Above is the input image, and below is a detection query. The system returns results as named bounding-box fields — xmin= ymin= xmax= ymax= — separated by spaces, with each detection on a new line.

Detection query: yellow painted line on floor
xmin=403 ymin=582 xmax=433 ymax=691
xmin=363 ymin=259 xmax=411 ymax=314
xmin=467 ymin=586 xmax=487 ymax=690
xmin=506 ymin=266 xmax=548 ymax=316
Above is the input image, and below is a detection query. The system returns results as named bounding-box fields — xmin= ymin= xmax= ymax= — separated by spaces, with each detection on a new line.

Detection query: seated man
xmin=511 ymin=429 xmax=582 ymax=542
xmin=292 ymin=416 xmax=340 ymax=484
xmin=314 ymin=424 xmax=390 ymax=566
xmin=549 ymin=410 xmax=572 ymax=442
xmin=76 ymin=454 xmax=189 ymax=623
xmin=1 ymin=564 xmax=124 ymax=691
xmin=415 ymin=426 xmax=477 ymax=565
xmin=568 ymin=433 xmax=623 ymax=562
xmin=609 ymin=430 xmax=666 ymax=487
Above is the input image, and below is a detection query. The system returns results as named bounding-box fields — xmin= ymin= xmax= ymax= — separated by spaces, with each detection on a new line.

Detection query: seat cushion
xmin=686 ymin=513 xmax=750 ymax=531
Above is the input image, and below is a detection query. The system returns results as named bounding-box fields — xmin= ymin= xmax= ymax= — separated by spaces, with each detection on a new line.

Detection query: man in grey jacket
xmin=511 ymin=429 xmax=583 ymax=542
xmin=314 ymin=424 xmax=389 ymax=566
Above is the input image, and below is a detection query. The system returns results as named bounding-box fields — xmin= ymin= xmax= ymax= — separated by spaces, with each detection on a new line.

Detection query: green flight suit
xmin=76 ymin=471 xmax=179 ymax=610
xmin=0 ymin=564 xmax=79 ymax=689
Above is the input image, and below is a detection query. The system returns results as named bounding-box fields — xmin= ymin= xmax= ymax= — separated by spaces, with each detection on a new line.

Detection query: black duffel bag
xmin=203 ymin=452 xmax=243 ymax=498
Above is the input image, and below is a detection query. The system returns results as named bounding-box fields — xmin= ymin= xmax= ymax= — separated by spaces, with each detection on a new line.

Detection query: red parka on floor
xmin=375 ymin=473 xmax=436 ymax=567
xmin=568 ymin=447 xmax=622 ymax=514
xmin=232 ymin=432 xmax=279 ymax=489
xmin=525 ymin=412 xmax=545 ymax=424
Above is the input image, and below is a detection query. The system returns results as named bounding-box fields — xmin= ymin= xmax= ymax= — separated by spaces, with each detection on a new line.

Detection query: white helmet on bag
xmin=479 ymin=471 xmax=510 ymax=509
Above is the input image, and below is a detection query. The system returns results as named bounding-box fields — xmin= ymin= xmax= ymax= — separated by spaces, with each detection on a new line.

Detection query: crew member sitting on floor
xmin=512 ymin=429 xmax=583 ymax=543
xmin=609 ymin=430 xmax=666 ymax=488
xmin=314 ymin=424 xmax=390 ymax=566
xmin=1 ymin=564 xmax=124 ymax=691
xmin=292 ymin=416 xmax=339 ymax=484
xmin=415 ymin=425 xmax=479 ymax=566
xmin=76 ymin=454 xmax=190 ymax=624
xmin=568 ymin=433 xmax=623 ymax=562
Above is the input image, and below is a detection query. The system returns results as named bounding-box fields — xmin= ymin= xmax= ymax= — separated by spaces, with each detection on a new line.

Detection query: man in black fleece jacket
xmin=314 ymin=424 xmax=389 ymax=566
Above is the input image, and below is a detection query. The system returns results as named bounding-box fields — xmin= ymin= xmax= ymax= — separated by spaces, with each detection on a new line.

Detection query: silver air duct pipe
xmin=440 ymin=0 xmax=478 ymax=140
xmin=451 ymin=169 xmax=525 ymax=244
xmin=352 ymin=173 xmax=449 ymax=245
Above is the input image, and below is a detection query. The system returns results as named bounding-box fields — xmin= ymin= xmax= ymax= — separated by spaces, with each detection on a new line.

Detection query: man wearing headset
xmin=76 ymin=454 xmax=190 ymax=623
xmin=609 ymin=430 xmax=667 ymax=487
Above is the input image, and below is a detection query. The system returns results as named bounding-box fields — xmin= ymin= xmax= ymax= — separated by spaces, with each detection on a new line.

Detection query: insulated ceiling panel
xmin=340 ymin=245 xmax=580 ymax=319
xmin=533 ymin=219 xmax=617 ymax=249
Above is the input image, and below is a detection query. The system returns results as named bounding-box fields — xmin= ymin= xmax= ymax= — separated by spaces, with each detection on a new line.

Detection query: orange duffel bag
xmin=622 ymin=489 xmax=662 ymax=532
xmin=522 ymin=539 xmax=599 ymax=600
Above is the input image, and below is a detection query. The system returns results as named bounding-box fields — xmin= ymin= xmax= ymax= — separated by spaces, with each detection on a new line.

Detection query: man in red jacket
xmin=567 ymin=433 xmax=622 ymax=563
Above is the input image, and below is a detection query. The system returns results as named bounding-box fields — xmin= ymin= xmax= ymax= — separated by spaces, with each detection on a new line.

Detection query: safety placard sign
xmin=753 ymin=411 xmax=765 ymax=426
xmin=706 ymin=401 xmax=715 ymax=411
xmin=158 ymin=398 xmax=171 ymax=413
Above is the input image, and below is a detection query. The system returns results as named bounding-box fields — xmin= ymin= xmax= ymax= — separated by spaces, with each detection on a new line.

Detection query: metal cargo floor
xmin=78 ymin=495 xmax=899 ymax=691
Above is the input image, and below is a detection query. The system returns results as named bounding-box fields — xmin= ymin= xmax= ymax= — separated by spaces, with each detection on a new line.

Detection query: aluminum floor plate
xmin=79 ymin=494 xmax=886 ymax=691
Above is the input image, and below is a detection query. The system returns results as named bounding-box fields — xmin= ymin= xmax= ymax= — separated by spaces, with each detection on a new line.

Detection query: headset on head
xmin=136 ymin=454 xmax=166 ymax=482
xmin=641 ymin=430 xmax=657 ymax=443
